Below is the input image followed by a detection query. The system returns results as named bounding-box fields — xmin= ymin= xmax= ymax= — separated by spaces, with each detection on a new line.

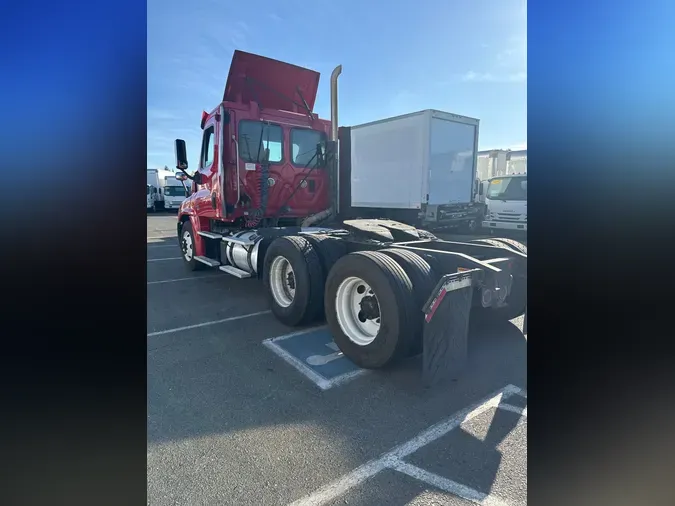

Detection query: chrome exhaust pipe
xmin=330 ymin=65 xmax=342 ymax=141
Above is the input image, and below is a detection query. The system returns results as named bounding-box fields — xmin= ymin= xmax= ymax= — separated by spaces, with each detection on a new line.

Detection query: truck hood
xmin=223 ymin=50 xmax=320 ymax=111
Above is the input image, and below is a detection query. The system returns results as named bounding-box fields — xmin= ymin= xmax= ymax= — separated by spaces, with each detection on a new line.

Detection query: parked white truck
xmin=342 ymin=109 xmax=482 ymax=232
xmin=482 ymin=172 xmax=527 ymax=232
xmin=163 ymin=176 xmax=189 ymax=210
xmin=146 ymin=168 xmax=174 ymax=211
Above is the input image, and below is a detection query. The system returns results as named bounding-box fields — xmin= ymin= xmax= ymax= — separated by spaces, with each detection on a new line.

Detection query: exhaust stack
xmin=303 ymin=64 xmax=342 ymax=228
xmin=330 ymin=65 xmax=342 ymax=141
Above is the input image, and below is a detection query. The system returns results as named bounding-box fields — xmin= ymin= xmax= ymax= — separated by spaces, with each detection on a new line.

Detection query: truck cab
xmin=177 ymin=51 xmax=333 ymax=244
xmin=163 ymin=177 xmax=189 ymax=210
xmin=482 ymin=173 xmax=527 ymax=232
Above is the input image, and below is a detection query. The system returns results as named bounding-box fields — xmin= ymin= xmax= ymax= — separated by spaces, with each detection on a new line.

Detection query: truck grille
xmin=495 ymin=212 xmax=526 ymax=222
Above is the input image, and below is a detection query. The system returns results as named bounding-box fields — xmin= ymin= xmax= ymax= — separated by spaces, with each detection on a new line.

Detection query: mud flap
xmin=421 ymin=269 xmax=480 ymax=387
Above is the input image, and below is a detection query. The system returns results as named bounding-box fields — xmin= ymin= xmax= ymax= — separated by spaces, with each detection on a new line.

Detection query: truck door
xmin=193 ymin=116 xmax=218 ymax=218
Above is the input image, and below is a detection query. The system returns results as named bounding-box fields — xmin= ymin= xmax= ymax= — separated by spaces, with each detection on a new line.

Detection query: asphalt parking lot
xmin=147 ymin=212 xmax=527 ymax=506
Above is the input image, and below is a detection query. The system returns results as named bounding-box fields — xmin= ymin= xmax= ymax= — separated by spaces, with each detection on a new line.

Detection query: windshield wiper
xmin=295 ymin=86 xmax=315 ymax=121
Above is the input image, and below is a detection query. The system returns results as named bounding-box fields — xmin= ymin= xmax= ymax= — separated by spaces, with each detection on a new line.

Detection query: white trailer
xmin=343 ymin=109 xmax=482 ymax=231
xmin=506 ymin=149 xmax=527 ymax=175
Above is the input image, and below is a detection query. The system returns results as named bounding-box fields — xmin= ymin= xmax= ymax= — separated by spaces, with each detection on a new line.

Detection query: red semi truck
xmin=172 ymin=51 xmax=527 ymax=369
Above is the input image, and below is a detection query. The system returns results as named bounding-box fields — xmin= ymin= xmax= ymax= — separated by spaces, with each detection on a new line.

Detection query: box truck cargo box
xmin=346 ymin=109 xmax=479 ymax=210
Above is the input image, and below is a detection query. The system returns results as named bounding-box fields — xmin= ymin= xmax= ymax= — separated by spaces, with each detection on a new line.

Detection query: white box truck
xmin=146 ymin=168 xmax=174 ymax=211
xmin=163 ymin=175 xmax=189 ymax=210
xmin=338 ymin=109 xmax=481 ymax=232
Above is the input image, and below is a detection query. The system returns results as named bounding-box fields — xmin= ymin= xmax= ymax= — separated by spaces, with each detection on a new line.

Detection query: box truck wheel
xmin=263 ymin=236 xmax=324 ymax=327
xmin=380 ymin=248 xmax=440 ymax=357
xmin=179 ymin=221 xmax=203 ymax=271
xmin=472 ymin=238 xmax=527 ymax=320
xmin=325 ymin=251 xmax=416 ymax=369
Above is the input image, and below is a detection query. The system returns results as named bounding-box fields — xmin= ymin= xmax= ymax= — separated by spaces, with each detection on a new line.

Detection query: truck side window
xmin=238 ymin=120 xmax=283 ymax=163
xmin=201 ymin=125 xmax=215 ymax=168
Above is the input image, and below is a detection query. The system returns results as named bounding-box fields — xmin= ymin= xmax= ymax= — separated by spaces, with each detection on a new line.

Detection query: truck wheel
xmin=464 ymin=218 xmax=479 ymax=234
xmin=472 ymin=238 xmax=526 ymax=320
xmin=380 ymin=248 xmax=439 ymax=357
xmin=303 ymin=234 xmax=348 ymax=280
xmin=325 ymin=251 xmax=416 ymax=369
xmin=151 ymin=202 xmax=157 ymax=213
xmin=179 ymin=221 xmax=203 ymax=271
xmin=263 ymin=236 xmax=324 ymax=327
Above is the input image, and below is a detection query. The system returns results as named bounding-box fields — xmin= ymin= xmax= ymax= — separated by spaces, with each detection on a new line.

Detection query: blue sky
xmin=147 ymin=0 xmax=527 ymax=170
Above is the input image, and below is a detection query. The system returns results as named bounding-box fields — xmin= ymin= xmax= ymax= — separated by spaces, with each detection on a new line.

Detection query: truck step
xmin=222 ymin=235 xmax=254 ymax=246
xmin=197 ymin=231 xmax=223 ymax=240
xmin=218 ymin=265 xmax=252 ymax=279
xmin=194 ymin=256 xmax=220 ymax=267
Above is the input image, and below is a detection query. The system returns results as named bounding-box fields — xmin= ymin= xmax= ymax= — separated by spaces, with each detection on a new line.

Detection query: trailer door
xmin=428 ymin=116 xmax=477 ymax=205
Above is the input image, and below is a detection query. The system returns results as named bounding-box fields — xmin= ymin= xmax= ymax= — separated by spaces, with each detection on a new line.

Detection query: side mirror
xmin=175 ymin=172 xmax=188 ymax=181
xmin=175 ymin=139 xmax=188 ymax=171
xmin=479 ymin=184 xmax=484 ymax=196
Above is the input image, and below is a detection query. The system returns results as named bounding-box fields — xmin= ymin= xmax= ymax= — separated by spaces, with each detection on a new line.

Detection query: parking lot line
xmin=147 ymin=275 xmax=222 ymax=285
xmin=288 ymin=384 xmax=523 ymax=506
xmin=147 ymin=310 xmax=271 ymax=337
xmin=391 ymin=461 xmax=510 ymax=506
xmin=262 ymin=328 xmax=369 ymax=391
xmin=147 ymin=244 xmax=177 ymax=249
xmin=147 ymin=257 xmax=182 ymax=262
xmin=495 ymin=404 xmax=527 ymax=417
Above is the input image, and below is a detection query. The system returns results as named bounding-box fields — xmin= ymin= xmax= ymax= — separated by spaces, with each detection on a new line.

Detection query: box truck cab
xmin=163 ymin=176 xmax=189 ymax=210
xmin=482 ymin=173 xmax=527 ymax=232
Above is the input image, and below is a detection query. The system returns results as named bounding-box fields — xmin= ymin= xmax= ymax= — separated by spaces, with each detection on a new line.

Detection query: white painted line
xmin=147 ymin=257 xmax=182 ymax=262
xmin=147 ymin=310 xmax=271 ymax=337
xmin=147 ymin=244 xmax=177 ymax=249
xmin=288 ymin=384 xmax=523 ymax=506
xmin=263 ymin=339 xmax=334 ymax=390
xmin=147 ymin=274 xmax=222 ymax=285
xmin=388 ymin=384 xmax=522 ymax=461
xmin=267 ymin=326 xmax=327 ymax=343
xmin=263 ymin=327 xmax=369 ymax=391
xmin=392 ymin=461 xmax=510 ymax=506
xmin=497 ymin=404 xmax=527 ymax=417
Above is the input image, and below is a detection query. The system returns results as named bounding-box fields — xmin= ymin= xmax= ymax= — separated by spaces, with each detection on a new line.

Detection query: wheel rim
xmin=269 ymin=256 xmax=296 ymax=308
xmin=335 ymin=276 xmax=381 ymax=346
xmin=182 ymin=230 xmax=193 ymax=261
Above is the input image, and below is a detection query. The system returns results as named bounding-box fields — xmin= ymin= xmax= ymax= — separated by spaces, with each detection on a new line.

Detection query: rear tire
xmin=263 ymin=236 xmax=324 ymax=327
xmin=179 ymin=221 xmax=203 ymax=271
xmin=380 ymin=248 xmax=440 ymax=356
xmin=325 ymin=251 xmax=416 ymax=369
xmin=303 ymin=234 xmax=348 ymax=280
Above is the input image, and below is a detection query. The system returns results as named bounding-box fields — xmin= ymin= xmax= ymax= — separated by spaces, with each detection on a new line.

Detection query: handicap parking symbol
xmin=262 ymin=327 xmax=367 ymax=390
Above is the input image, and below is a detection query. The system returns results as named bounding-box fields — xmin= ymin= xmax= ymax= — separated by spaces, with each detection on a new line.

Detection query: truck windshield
xmin=239 ymin=120 xmax=283 ymax=163
xmin=164 ymin=185 xmax=187 ymax=197
xmin=291 ymin=128 xmax=326 ymax=168
xmin=487 ymin=177 xmax=527 ymax=201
